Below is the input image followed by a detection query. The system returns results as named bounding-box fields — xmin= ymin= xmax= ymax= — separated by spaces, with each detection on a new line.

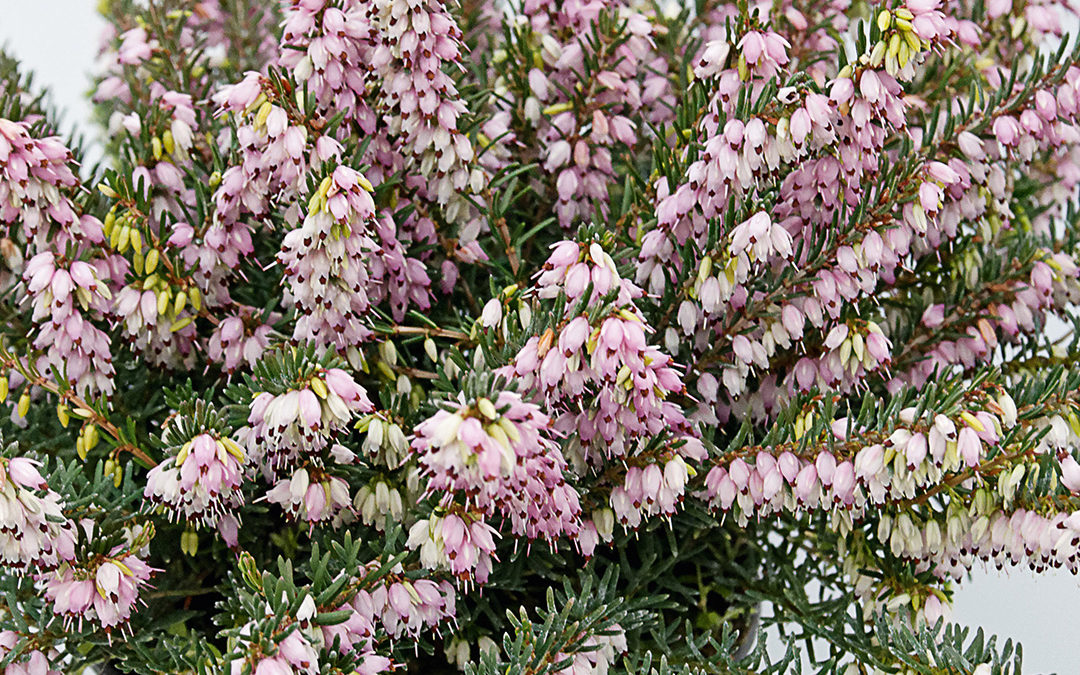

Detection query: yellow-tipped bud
xmin=16 ymin=390 xmax=30 ymax=418
xmin=870 ymin=40 xmax=887 ymax=68
xmin=222 ymin=438 xmax=246 ymax=461
xmin=57 ymin=404 xmax=70 ymax=428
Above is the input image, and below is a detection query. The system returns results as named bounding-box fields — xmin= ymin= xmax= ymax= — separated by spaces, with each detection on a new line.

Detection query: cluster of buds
xmin=352 ymin=476 xmax=406 ymax=531
xmin=870 ymin=3 xmax=949 ymax=79
xmin=357 ymin=412 xmax=411 ymax=468
xmin=110 ymin=213 xmax=202 ymax=370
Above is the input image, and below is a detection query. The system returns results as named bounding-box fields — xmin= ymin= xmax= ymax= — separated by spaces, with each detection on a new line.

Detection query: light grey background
xmin=1 ymin=3 xmax=1077 ymax=673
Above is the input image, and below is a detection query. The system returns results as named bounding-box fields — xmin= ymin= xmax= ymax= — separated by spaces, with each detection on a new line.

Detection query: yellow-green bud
xmin=877 ymin=9 xmax=892 ymax=31
xmin=173 ymin=291 xmax=187 ymax=315
xmin=145 ymin=249 xmax=160 ymax=275
xmin=477 ymin=397 xmax=498 ymax=420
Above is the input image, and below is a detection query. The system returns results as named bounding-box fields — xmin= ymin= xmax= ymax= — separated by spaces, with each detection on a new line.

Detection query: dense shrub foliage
xmin=2 ymin=0 xmax=1080 ymax=673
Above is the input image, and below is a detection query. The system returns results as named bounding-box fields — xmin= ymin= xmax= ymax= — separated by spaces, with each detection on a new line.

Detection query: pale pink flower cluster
xmin=278 ymin=166 xmax=380 ymax=353
xmin=276 ymin=0 xmax=436 ymax=320
xmin=0 ymin=631 xmax=61 ymax=675
xmin=1 ymin=119 xmax=115 ymax=396
xmin=515 ymin=0 xmax=672 ymax=226
xmin=506 ymin=240 xmax=700 ymax=461
xmin=265 ymin=466 xmax=352 ymax=527
xmin=208 ymin=313 xmax=275 ymax=373
xmin=43 ymin=545 xmax=155 ymax=632
xmin=22 ymin=253 xmax=115 ymax=396
xmin=0 ymin=118 xmax=82 ymax=250
xmin=412 ymin=390 xmax=582 ymax=542
xmin=0 ymin=457 xmax=75 ymax=572
xmin=407 ymin=510 xmax=499 ymax=584
xmin=498 ymin=238 xmax=707 ymax=544
xmin=702 ymin=400 xmax=1010 ymax=526
xmin=143 ymin=433 xmax=246 ymax=528
xmin=352 ymin=571 xmax=457 ymax=640
xmin=369 ymin=0 xmax=475 ymax=208
xmin=238 ymin=366 xmax=373 ymax=477
xmin=278 ymin=0 xmax=380 ymax=134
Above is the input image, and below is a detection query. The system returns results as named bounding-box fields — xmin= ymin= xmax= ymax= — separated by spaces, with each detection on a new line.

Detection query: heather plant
xmin=3 ymin=0 xmax=1080 ymax=673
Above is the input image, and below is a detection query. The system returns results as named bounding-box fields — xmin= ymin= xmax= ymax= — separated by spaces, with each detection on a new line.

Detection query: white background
xmin=1 ymin=2 xmax=1077 ymax=672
